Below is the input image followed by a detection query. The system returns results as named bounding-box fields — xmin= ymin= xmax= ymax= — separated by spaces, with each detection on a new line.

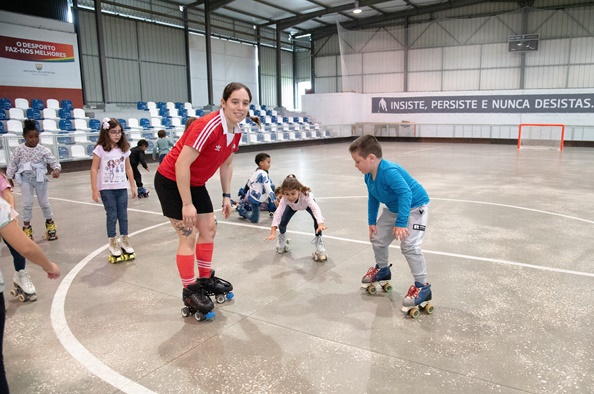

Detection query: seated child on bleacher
xmin=235 ymin=152 xmax=276 ymax=223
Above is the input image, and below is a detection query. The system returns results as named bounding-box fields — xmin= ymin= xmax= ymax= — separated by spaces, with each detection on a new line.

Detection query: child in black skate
xmin=236 ymin=152 xmax=277 ymax=223
xmin=265 ymin=174 xmax=328 ymax=261
xmin=350 ymin=135 xmax=433 ymax=318
xmin=130 ymin=139 xmax=150 ymax=198
xmin=90 ymin=118 xmax=137 ymax=263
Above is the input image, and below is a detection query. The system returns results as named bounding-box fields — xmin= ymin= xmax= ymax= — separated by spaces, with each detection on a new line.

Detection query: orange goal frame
xmin=518 ymin=123 xmax=565 ymax=151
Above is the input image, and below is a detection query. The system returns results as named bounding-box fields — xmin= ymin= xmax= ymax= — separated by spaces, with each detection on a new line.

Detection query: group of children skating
xmin=230 ymin=134 xmax=432 ymax=318
xmin=1 ymin=87 xmax=432 ymax=323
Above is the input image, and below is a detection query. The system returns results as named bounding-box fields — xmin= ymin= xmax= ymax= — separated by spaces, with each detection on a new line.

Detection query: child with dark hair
xmin=264 ymin=174 xmax=328 ymax=261
xmin=153 ymin=129 xmax=175 ymax=163
xmin=236 ymin=152 xmax=276 ymax=223
xmin=90 ymin=117 xmax=137 ymax=263
xmin=5 ymin=119 xmax=61 ymax=240
xmin=130 ymin=139 xmax=150 ymax=198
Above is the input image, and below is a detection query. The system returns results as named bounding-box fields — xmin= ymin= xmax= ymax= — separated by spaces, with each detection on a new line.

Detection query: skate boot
xmin=118 ymin=235 xmax=136 ymax=261
xmin=197 ymin=270 xmax=234 ymax=304
xmin=276 ymin=232 xmax=290 ymax=254
xmin=107 ymin=237 xmax=123 ymax=263
xmin=237 ymin=204 xmax=248 ymax=219
xmin=311 ymin=235 xmax=327 ymax=261
xmin=181 ymin=284 xmax=215 ymax=322
xmin=137 ymin=187 xmax=149 ymax=198
xmin=44 ymin=219 xmax=58 ymax=240
xmin=11 ymin=269 xmax=37 ymax=302
xmin=360 ymin=264 xmax=393 ymax=295
xmin=401 ymin=282 xmax=434 ymax=318
xmin=23 ymin=225 xmax=33 ymax=240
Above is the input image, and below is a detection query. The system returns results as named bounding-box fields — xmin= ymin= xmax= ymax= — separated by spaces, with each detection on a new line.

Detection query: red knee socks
xmin=196 ymin=243 xmax=213 ymax=279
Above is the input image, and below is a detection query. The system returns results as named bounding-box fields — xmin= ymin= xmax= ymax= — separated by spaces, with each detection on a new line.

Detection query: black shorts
xmin=154 ymin=170 xmax=213 ymax=220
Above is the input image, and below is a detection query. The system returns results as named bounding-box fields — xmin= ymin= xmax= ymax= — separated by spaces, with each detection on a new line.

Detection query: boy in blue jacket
xmin=349 ymin=135 xmax=432 ymax=317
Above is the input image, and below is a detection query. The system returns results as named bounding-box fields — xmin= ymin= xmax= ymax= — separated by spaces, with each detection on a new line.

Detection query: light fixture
xmin=353 ymin=1 xmax=362 ymax=14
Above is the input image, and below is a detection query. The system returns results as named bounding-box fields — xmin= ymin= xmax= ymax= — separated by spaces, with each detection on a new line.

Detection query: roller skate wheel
xmin=366 ymin=285 xmax=377 ymax=295
xmin=215 ymin=294 xmax=226 ymax=304
xmin=226 ymin=292 xmax=234 ymax=301
xmin=29 ymin=294 xmax=37 ymax=302
xmin=382 ymin=283 xmax=393 ymax=293
xmin=312 ymin=253 xmax=318 ymax=261
xmin=10 ymin=289 xmax=17 ymax=297
xmin=108 ymin=255 xmax=116 ymax=264
xmin=269 ymin=212 xmax=274 ymax=217
xmin=409 ymin=308 xmax=420 ymax=319
xmin=18 ymin=294 xmax=26 ymax=302
xmin=319 ymin=255 xmax=327 ymax=261
xmin=181 ymin=307 xmax=191 ymax=317
xmin=423 ymin=303 xmax=434 ymax=314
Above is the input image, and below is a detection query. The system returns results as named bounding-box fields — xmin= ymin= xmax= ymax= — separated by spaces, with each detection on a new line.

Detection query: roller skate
xmin=311 ymin=235 xmax=327 ymax=261
xmin=11 ymin=269 xmax=37 ymax=302
xmin=401 ymin=282 xmax=434 ymax=319
xmin=181 ymin=284 xmax=215 ymax=322
xmin=276 ymin=232 xmax=290 ymax=254
xmin=197 ymin=270 xmax=234 ymax=304
xmin=23 ymin=225 xmax=33 ymax=240
xmin=137 ymin=187 xmax=149 ymax=198
xmin=44 ymin=219 xmax=58 ymax=240
xmin=118 ymin=235 xmax=136 ymax=261
xmin=107 ymin=237 xmax=124 ymax=263
xmin=360 ymin=264 xmax=393 ymax=295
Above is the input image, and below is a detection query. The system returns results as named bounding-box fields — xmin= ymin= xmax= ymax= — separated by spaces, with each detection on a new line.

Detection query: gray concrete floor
xmin=2 ymin=141 xmax=593 ymax=393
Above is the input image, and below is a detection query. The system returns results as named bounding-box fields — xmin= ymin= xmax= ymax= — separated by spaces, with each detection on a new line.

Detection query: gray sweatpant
xmin=20 ymin=173 xmax=53 ymax=222
xmin=371 ymin=204 xmax=429 ymax=284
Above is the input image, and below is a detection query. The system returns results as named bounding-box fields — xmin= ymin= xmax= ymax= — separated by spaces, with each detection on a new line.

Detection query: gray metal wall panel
xmin=79 ymin=10 xmax=98 ymax=56
xmin=138 ymin=23 xmax=185 ymax=65
xmin=140 ymin=63 xmax=187 ymax=102
xmin=104 ymin=15 xmax=139 ymax=60
xmin=295 ymin=50 xmax=311 ymax=82
xmin=260 ymin=75 xmax=276 ymax=107
xmin=82 ymin=55 xmax=103 ymax=104
xmin=106 ymin=58 xmax=142 ymax=104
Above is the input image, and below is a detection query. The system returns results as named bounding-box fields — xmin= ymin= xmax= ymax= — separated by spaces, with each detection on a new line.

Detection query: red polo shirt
xmin=158 ymin=109 xmax=242 ymax=186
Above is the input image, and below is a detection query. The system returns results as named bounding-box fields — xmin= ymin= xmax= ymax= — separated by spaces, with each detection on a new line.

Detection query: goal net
xmin=518 ymin=123 xmax=565 ymax=150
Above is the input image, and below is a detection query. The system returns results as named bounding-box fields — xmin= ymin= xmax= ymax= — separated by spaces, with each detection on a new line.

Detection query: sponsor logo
xmin=35 ymin=63 xmax=43 ymax=70
xmin=412 ymin=224 xmax=426 ymax=231
xmin=215 ymin=144 xmax=221 ymax=151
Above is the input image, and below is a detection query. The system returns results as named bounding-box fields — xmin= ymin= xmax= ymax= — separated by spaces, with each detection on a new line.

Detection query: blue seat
xmin=137 ymin=101 xmax=148 ymax=110
xmin=175 ymin=102 xmax=184 ymax=111
xmin=156 ymin=102 xmax=166 ymax=110
xmin=0 ymin=98 xmax=12 ymax=110
xmin=27 ymin=109 xmax=42 ymax=120
xmin=0 ymin=122 xmax=5 ymax=134
xmin=158 ymin=107 xmax=169 ymax=117
xmin=89 ymin=118 xmax=100 ymax=131
xmin=87 ymin=144 xmax=96 ymax=156
xmin=118 ymin=118 xmax=131 ymax=130
xmin=31 ymin=99 xmax=44 ymax=110
xmin=60 ymin=100 xmax=73 ymax=110
xmin=196 ymin=109 xmax=204 ymax=117
xmin=59 ymin=119 xmax=74 ymax=131
xmin=139 ymin=118 xmax=153 ymax=130
xmin=161 ymin=117 xmax=174 ymax=129
xmin=0 ymin=110 xmax=6 ymax=120
xmin=249 ymin=104 xmax=255 ymax=110
xmin=59 ymin=108 xmax=72 ymax=119
xmin=57 ymin=132 xmax=74 ymax=144
xmin=35 ymin=120 xmax=42 ymax=132
xmin=88 ymin=133 xmax=99 ymax=143
xmin=58 ymin=145 xmax=70 ymax=160
xmin=141 ymin=132 xmax=153 ymax=139
xmin=178 ymin=108 xmax=187 ymax=117
xmin=261 ymin=105 xmax=267 ymax=110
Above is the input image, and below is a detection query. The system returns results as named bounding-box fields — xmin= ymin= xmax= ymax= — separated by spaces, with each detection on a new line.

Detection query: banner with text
xmin=372 ymin=94 xmax=594 ymax=114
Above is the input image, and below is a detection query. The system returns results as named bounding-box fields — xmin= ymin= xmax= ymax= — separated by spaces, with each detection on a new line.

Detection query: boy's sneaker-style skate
xmin=181 ymin=284 xmax=215 ymax=322
xmin=108 ymin=237 xmax=123 ymax=263
xmin=137 ymin=187 xmax=149 ymax=198
xmin=23 ymin=225 xmax=33 ymax=240
xmin=11 ymin=269 xmax=37 ymax=302
xmin=197 ymin=270 xmax=234 ymax=304
xmin=44 ymin=219 xmax=58 ymax=240
xmin=118 ymin=235 xmax=136 ymax=261
xmin=276 ymin=232 xmax=290 ymax=254
xmin=311 ymin=235 xmax=328 ymax=261
xmin=401 ymin=282 xmax=434 ymax=318
xmin=361 ymin=264 xmax=393 ymax=295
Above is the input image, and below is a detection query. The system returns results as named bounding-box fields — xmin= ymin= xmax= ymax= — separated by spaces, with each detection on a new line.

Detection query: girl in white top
xmin=265 ymin=175 xmax=328 ymax=260
xmin=90 ymin=118 xmax=137 ymax=260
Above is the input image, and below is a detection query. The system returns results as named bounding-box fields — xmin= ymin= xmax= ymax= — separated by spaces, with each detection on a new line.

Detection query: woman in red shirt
xmin=154 ymin=82 xmax=260 ymax=321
